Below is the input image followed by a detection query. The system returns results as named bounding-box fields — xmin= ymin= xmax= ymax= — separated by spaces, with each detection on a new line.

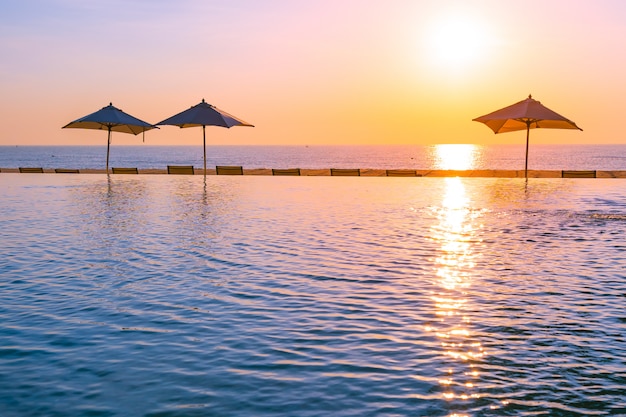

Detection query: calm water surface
xmin=0 ymin=174 xmax=625 ymax=416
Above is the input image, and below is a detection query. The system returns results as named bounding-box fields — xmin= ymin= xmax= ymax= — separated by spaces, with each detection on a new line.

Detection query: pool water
xmin=1 ymin=174 xmax=625 ymax=416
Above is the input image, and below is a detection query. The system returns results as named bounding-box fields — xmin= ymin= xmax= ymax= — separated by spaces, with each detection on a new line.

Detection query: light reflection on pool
xmin=428 ymin=177 xmax=484 ymax=411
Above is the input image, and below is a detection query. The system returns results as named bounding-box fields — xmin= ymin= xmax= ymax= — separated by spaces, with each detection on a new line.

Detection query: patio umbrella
xmin=473 ymin=95 xmax=582 ymax=178
xmin=156 ymin=99 xmax=254 ymax=176
xmin=62 ymin=103 xmax=157 ymax=172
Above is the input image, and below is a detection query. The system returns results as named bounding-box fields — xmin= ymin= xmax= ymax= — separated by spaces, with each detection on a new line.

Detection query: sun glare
xmin=424 ymin=12 xmax=491 ymax=71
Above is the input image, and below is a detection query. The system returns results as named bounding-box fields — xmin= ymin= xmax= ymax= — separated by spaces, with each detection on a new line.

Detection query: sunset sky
xmin=1 ymin=0 xmax=625 ymax=146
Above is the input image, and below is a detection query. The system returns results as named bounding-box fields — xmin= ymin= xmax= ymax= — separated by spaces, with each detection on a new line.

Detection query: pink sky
xmin=1 ymin=0 xmax=625 ymax=146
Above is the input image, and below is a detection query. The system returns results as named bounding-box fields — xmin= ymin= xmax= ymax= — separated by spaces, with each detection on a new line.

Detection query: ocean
xmin=1 ymin=144 xmax=626 ymax=171
xmin=1 ymin=172 xmax=625 ymax=416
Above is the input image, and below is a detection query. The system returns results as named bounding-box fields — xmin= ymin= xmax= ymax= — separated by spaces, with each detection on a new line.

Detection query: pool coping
xmin=2 ymin=168 xmax=626 ymax=177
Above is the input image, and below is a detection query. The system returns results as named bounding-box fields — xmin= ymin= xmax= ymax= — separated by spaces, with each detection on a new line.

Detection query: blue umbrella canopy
xmin=63 ymin=103 xmax=157 ymax=171
xmin=156 ymin=99 xmax=254 ymax=175
xmin=63 ymin=102 xmax=156 ymax=134
xmin=156 ymin=99 xmax=254 ymax=129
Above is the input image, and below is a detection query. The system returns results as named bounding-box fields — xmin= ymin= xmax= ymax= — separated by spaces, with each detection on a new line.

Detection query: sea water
xmin=0 ymin=174 xmax=625 ymax=416
xmin=1 ymin=144 xmax=626 ymax=170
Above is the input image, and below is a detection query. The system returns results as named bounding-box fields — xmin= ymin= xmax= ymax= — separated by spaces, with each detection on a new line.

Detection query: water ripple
xmin=1 ymin=176 xmax=625 ymax=416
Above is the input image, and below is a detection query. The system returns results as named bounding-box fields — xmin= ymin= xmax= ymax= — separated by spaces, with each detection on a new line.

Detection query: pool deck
xmin=2 ymin=168 xmax=626 ymax=178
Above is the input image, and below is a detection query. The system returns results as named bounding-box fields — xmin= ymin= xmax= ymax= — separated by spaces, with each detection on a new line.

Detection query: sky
xmin=1 ymin=0 xmax=625 ymax=146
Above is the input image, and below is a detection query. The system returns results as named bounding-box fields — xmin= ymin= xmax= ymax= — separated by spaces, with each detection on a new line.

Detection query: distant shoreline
xmin=1 ymin=168 xmax=625 ymax=178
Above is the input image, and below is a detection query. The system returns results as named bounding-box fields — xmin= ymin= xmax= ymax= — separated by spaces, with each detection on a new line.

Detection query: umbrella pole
xmin=524 ymin=122 xmax=530 ymax=179
xmin=203 ymin=125 xmax=207 ymax=177
xmin=106 ymin=127 xmax=112 ymax=173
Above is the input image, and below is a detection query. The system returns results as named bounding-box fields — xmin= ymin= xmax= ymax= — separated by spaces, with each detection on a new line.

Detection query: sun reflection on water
xmin=432 ymin=144 xmax=481 ymax=170
xmin=429 ymin=177 xmax=484 ymax=410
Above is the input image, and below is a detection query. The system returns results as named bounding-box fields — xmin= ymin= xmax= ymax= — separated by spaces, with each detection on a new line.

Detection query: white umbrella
xmin=156 ymin=99 xmax=254 ymax=176
xmin=63 ymin=103 xmax=157 ymax=172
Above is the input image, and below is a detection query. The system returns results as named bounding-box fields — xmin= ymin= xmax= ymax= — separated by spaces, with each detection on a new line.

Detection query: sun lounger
xmin=272 ymin=168 xmax=301 ymax=176
xmin=216 ymin=166 xmax=243 ymax=175
xmin=19 ymin=167 xmax=44 ymax=173
xmin=55 ymin=168 xmax=79 ymax=173
xmin=562 ymin=170 xmax=596 ymax=178
xmin=167 ymin=165 xmax=195 ymax=175
xmin=112 ymin=167 xmax=138 ymax=174
xmin=330 ymin=168 xmax=360 ymax=176
xmin=386 ymin=169 xmax=420 ymax=177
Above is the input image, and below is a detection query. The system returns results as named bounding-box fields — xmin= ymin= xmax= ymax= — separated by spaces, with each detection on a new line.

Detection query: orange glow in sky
xmin=0 ymin=0 xmax=624 ymax=146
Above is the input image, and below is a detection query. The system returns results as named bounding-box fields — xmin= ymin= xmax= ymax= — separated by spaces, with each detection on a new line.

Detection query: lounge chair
xmin=330 ymin=168 xmax=360 ymax=176
xmin=216 ymin=166 xmax=243 ymax=175
xmin=562 ymin=170 xmax=596 ymax=178
xmin=386 ymin=169 xmax=419 ymax=177
xmin=111 ymin=167 xmax=138 ymax=174
xmin=19 ymin=167 xmax=44 ymax=173
xmin=55 ymin=168 xmax=79 ymax=173
xmin=272 ymin=168 xmax=301 ymax=176
xmin=167 ymin=165 xmax=195 ymax=175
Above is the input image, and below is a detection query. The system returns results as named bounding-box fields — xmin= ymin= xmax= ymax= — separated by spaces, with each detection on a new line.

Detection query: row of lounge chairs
xmin=5 ymin=167 xmax=600 ymax=177
xmin=10 ymin=166 xmax=413 ymax=176
xmin=10 ymin=166 xmax=243 ymax=174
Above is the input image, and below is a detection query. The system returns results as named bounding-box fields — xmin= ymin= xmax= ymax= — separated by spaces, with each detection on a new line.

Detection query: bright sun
xmin=425 ymin=13 xmax=490 ymax=70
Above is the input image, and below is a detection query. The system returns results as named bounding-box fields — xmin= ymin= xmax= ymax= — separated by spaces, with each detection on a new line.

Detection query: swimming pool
xmin=1 ymin=174 xmax=624 ymax=416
